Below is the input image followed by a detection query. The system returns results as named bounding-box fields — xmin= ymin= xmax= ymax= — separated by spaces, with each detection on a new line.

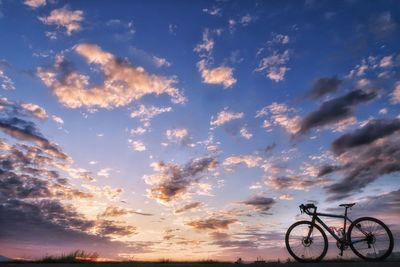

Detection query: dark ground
xmin=0 ymin=262 xmax=400 ymax=267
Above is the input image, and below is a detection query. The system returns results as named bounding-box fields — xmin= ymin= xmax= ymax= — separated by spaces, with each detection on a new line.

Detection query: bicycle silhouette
xmin=285 ymin=203 xmax=394 ymax=262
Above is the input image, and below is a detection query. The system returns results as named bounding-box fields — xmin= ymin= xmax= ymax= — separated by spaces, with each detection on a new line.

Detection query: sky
xmin=1 ymin=0 xmax=400 ymax=262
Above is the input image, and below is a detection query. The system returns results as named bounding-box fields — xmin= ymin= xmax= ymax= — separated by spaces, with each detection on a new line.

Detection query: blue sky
xmin=1 ymin=0 xmax=400 ymax=261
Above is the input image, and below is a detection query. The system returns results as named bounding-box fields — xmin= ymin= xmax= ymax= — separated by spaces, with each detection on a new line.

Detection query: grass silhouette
xmin=37 ymin=250 xmax=99 ymax=263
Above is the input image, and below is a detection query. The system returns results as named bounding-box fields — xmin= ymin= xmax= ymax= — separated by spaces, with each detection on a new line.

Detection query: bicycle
xmin=285 ymin=203 xmax=394 ymax=262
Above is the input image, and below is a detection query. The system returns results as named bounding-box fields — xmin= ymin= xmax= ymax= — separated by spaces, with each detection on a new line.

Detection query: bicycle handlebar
xmin=299 ymin=203 xmax=317 ymax=215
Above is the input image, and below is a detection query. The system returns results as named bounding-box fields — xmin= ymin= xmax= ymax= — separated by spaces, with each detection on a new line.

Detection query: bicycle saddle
xmin=339 ymin=203 xmax=355 ymax=208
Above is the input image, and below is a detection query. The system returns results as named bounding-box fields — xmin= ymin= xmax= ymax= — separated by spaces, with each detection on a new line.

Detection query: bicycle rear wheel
xmin=285 ymin=221 xmax=328 ymax=262
xmin=348 ymin=217 xmax=394 ymax=261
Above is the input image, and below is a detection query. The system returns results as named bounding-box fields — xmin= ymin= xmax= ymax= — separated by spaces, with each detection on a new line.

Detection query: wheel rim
xmin=350 ymin=219 xmax=392 ymax=259
xmin=287 ymin=223 xmax=326 ymax=261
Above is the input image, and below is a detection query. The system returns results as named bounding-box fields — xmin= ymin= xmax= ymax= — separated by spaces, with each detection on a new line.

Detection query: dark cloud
xmin=325 ymin=132 xmax=400 ymax=200
xmin=0 ymin=117 xmax=67 ymax=160
xmin=145 ymin=156 xmax=217 ymax=203
xmin=96 ymin=220 xmax=137 ymax=237
xmin=186 ymin=218 xmax=237 ymax=230
xmin=332 ymin=118 xmax=400 ymax=155
xmin=241 ymin=196 xmax=275 ymax=213
xmin=174 ymin=201 xmax=203 ymax=214
xmin=317 ymin=164 xmax=341 ymax=177
xmin=298 ymin=89 xmax=377 ymax=134
xmin=305 ymin=76 xmax=342 ymax=99
xmin=0 ymin=99 xmax=138 ymax=258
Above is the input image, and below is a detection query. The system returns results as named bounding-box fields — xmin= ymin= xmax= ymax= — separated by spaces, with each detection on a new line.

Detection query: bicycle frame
xmin=309 ymin=210 xmax=353 ymax=243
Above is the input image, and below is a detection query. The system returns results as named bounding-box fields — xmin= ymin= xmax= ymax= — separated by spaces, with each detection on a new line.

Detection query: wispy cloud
xmin=211 ymin=108 xmax=244 ymax=127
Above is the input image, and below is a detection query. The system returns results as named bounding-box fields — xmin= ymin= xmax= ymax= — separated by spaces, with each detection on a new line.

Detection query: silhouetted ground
xmin=1 ymin=261 xmax=400 ymax=267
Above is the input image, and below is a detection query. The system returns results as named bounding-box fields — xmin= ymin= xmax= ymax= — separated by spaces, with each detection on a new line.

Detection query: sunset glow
xmin=1 ymin=0 xmax=399 ymax=262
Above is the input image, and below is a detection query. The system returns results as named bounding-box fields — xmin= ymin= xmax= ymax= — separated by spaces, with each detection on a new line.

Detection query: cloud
xmin=24 ymin=0 xmax=46 ymax=9
xmin=202 ymin=6 xmax=221 ymax=16
xmin=165 ymin=128 xmax=192 ymax=146
xmin=186 ymin=217 xmax=237 ymax=230
xmin=325 ymin=129 xmax=400 ymax=200
xmin=128 ymin=140 xmax=146 ymax=152
xmin=210 ymin=109 xmax=244 ymax=127
xmin=39 ymin=6 xmax=84 ymax=35
xmin=143 ymin=156 xmax=217 ymax=204
xmin=305 ymin=76 xmax=342 ymax=99
xmin=0 ymin=111 xmax=68 ymax=160
xmin=391 ymin=81 xmax=400 ymax=104
xmin=174 ymin=202 xmax=203 ymax=214
xmin=51 ymin=115 xmax=64 ymax=125
xmin=256 ymin=50 xmax=290 ymax=82
xmin=20 ymin=103 xmax=48 ymax=120
xmin=130 ymin=104 xmax=172 ymax=126
xmin=298 ymin=89 xmax=377 ymax=134
xmin=241 ymin=196 xmax=275 ymax=213
xmin=265 ymin=175 xmax=327 ymax=191
xmin=197 ymin=59 xmax=236 ymax=88
xmin=239 ymin=127 xmax=253 ymax=140
xmin=223 ymin=155 xmax=263 ymax=170
xmin=239 ymin=14 xmax=253 ymax=26
xmin=153 ymin=56 xmax=171 ymax=68
xmin=332 ymin=119 xmax=400 ymax=155
xmin=97 ymin=167 xmax=112 ymax=178
xmin=0 ymin=65 xmax=15 ymax=90
xmin=166 ymin=128 xmax=188 ymax=140
xmin=100 ymin=206 xmax=152 ymax=217
xmin=255 ymin=102 xmax=301 ymax=134
xmin=194 ymin=29 xmax=214 ymax=55
xmin=37 ymin=44 xmax=186 ymax=109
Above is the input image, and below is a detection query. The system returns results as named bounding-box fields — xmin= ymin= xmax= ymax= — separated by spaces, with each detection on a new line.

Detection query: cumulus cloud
xmin=165 ymin=128 xmax=192 ymax=146
xmin=256 ymin=50 xmax=290 ymax=82
xmin=210 ymin=109 xmax=244 ymax=127
xmin=51 ymin=115 xmax=64 ymax=125
xmin=39 ymin=6 xmax=84 ymax=35
xmin=186 ymin=217 xmax=237 ymax=230
xmin=197 ymin=59 xmax=236 ymax=88
xmin=37 ymin=44 xmax=186 ymax=109
xmin=174 ymin=202 xmax=203 ymax=214
xmin=24 ymin=0 xmax=46 ymax=9
xmin=143 ymin=156 xmax=217 ymax=204
xmin=298 ymin=89 xmax=377 ymax=134
xmin=223 ymin=155 xmax=263 ymax=170
xmin=239 ymin=127 xmax=253 ymax=139
xmin=241 ymin=196 xmax=275 ymax=213
xmin=129 ymin=140 xmax=146 ymax=152
xmin=255 ymin=102 xmax=301 ymax=134
xmin=305 ymin=76 xmax=342 ymax=99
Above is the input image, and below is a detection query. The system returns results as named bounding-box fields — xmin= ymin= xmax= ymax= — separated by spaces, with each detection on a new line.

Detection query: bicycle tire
xmin=348 ymin=217 xmax=394 ymax=261
xmin=285 ymin=220 xmax=328 ymax=262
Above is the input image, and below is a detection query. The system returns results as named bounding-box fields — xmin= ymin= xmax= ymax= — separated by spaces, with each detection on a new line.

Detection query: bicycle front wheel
xmin=348 ymin=217 xmax=394 ymax=261
xmin=285 ymin=221 xmax=328 ymax=262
